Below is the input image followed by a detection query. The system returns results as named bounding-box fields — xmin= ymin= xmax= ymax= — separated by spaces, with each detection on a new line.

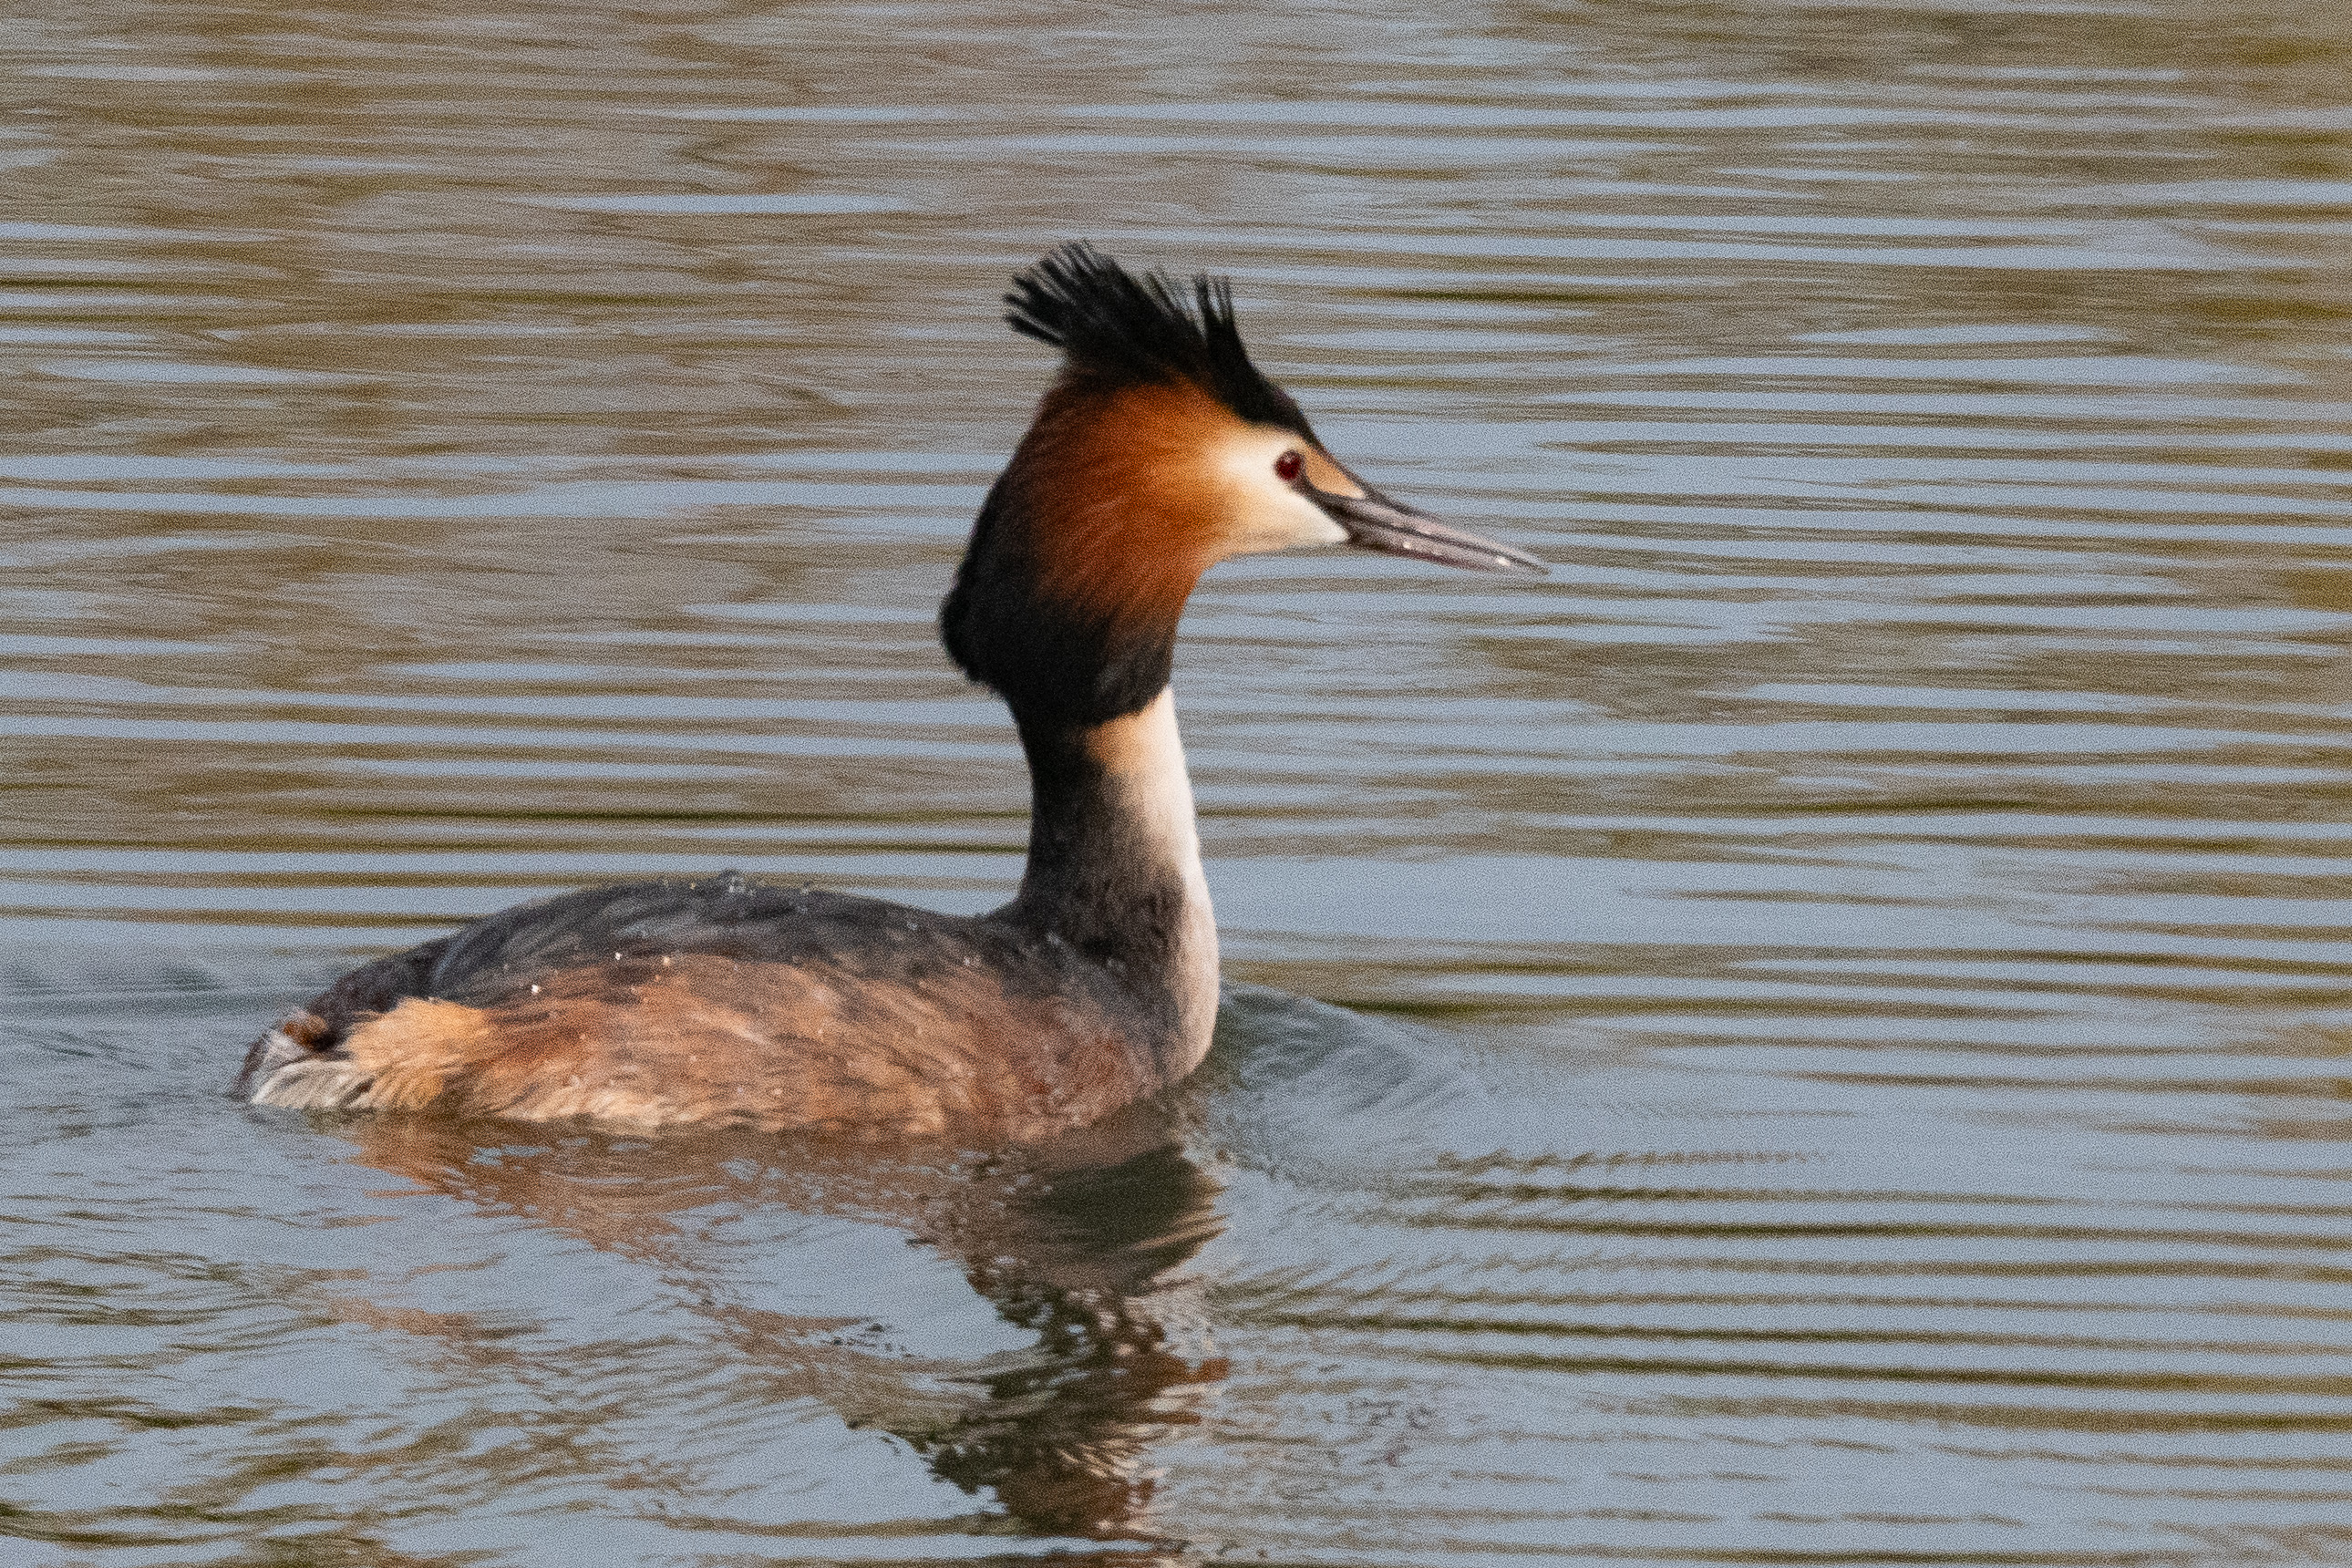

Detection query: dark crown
xmin=1004 ymin=242 xmax=1315 ymax=438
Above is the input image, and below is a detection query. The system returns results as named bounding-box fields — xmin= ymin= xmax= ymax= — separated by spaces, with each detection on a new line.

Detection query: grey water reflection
xmin=9 ymin=0 xmax=2352 ymax=1562
xmin=333 ymin=1109 xmax=1228 ymax=1542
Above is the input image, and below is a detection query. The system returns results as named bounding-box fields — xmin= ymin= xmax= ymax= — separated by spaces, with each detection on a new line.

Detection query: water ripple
xmin=8 ymin=0 xmax=2352 ymax=1562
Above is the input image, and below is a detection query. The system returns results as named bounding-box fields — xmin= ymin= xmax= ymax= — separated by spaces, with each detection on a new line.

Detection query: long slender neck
xmin=1006 ymin=689 xmax=1220 ymax=1075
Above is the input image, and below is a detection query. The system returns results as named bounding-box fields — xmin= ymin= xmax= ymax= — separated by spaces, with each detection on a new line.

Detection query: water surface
xmin=7 ymin=0 xmax=2352 ymax=1562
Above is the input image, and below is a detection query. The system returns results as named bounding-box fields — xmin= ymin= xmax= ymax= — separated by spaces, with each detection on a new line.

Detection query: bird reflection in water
xmin=332 ymin=1099 xmax=1227 ymax=1541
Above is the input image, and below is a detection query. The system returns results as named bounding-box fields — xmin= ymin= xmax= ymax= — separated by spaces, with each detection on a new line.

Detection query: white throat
xmin=1095 ymin=689 xmax=1221 ymax=1068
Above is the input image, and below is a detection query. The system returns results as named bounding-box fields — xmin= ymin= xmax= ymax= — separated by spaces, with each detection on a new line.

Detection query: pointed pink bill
xmin=1309 ymin=484 xmax=1547 ymax=573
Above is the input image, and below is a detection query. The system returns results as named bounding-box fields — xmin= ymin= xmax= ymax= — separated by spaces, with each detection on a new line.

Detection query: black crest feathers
xmin=1004 ymin=242 xmax=1314 ymax=438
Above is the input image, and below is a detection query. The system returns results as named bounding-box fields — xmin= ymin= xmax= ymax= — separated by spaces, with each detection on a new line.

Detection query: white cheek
xmin=1210 ymin=439 xmax=1346 ymax=556
xmin=1227 ymin=487 xmax=1346 ymax=554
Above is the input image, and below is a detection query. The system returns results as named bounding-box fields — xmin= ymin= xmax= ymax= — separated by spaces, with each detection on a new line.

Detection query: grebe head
xmin=943 ymin=243 xmax=1544 ymax=728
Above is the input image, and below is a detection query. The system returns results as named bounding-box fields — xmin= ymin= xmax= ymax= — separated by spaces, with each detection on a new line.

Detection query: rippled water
xmin=8 ymin=0 xmax=2352 ymax=1562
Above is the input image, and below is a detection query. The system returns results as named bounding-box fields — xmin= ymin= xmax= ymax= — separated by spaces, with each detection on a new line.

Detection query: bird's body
xmin=243 ymin=690 xmax=1217 ymax=1140
xmin=239 ymin=244 xmax=1541 ymax=1140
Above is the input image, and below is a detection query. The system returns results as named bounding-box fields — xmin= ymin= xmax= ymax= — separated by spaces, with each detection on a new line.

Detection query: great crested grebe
xmin=238 ymin=243 xmax=1544 ymax=1140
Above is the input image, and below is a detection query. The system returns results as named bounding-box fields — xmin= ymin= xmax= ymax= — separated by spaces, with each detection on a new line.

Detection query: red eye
xmin=1274 ymin=450 xmax=1304 ymax=483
